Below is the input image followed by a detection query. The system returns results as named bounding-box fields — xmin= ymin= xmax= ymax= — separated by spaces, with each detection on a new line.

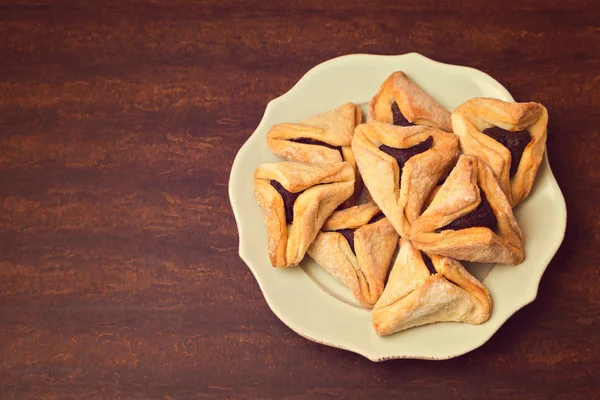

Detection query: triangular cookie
xmin=352 ymin=120 xmax=459 ymax=237
xmin=373 ymin=239 xmax=492 ymax=336
xmin=254 ymin=161 xmax=355 ymax=268
xmin=409 ymin=154 xmax=524 ymax=264
xmin=368 ymin=71 xmax=452 ymax=132
xmin=452 ymin=97 xmax=548 ymax=207
xmin=307 ymin=204 xmax=399 ymax=308
xmin=266 ymin=102 xmax=363 ymax=206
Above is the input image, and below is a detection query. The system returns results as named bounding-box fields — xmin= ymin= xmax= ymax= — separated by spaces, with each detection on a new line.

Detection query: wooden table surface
xmin=1 ymin=0 xmax=599 ymax=398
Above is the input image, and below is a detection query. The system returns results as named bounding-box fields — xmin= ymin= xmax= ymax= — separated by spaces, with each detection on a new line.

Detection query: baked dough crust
xmin=409 ymin=154 xmax=524 ymax=264
xmin=372 ymin=239 xmax=492 ymax=336
xmin=266 ymin=102 xmax=362 ymax=164
xmin=254 ymin=161 xmax=355 ymax=268
xmin=307 ymin=204 xmax=399 ymax=308
xmin=368 ymin=71 xmax=452 ymax=132
xmin=352 ymin=120 xmax=459 ymax=237
xmin=266 ymin=102 xmax=363 ymax=207
xmin=452 ymin=97 xmax=548 ymax=206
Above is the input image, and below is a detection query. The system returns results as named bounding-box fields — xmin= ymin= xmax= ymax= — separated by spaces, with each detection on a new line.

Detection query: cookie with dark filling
xmin=369 ymin=71 xmax=452 ymax=132
xmin=409 ymin=154 xmax=524 ymax=265
xmin=307 ymin=204 xmax=399 ymax=308
xmin=254 ymin=161 xmax=355 ymax=268
xmin=266 ymin=102 xmax=363 ymax=207
xmin=451 ymin=97 xmax=548 ymax=207
xmin=372 ymin=239 xmax=492 ymax=336
xmin=351 ymin=120 xmax=459 ymax=237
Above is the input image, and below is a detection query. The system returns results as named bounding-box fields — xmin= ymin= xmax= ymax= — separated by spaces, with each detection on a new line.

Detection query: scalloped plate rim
xmin=228 ymin=53 xmax=567 ymax=362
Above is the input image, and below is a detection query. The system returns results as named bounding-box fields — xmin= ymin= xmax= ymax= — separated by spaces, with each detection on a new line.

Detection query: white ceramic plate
xmin=228 ymin=53 xmax=566 ymax=361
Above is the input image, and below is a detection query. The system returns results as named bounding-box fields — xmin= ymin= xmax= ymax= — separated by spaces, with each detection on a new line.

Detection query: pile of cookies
xmin=253 ymin=71 xmax=548 ymax=336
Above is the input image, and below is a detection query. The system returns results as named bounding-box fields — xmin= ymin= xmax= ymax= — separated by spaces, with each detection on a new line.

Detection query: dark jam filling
xmin=270 ymin=180 xmax=303 ymax=224
xmin=391 ymin=101 xmax=414 ymax=126
xmin=336 ymin=228 xmax=356 ymax=253
xmin=379 ymin=136 xmax=434 ymax=182
xmin=289 ymin=137 xmax=344 ymax=159
xmin=367 ymin=212 xmax=385 ymax=224
xmin=482 ymin=126 xmax=531 ymax=177
xmin=436 ymin=191 xmax=497 ymax=233
xmin=421 ymin=252 xmax=437 ymax=275
xmin=334 ymin=212 xmax=386 ymax=254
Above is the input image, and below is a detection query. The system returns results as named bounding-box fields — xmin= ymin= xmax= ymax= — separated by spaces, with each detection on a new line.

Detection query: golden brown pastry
xmin=452 ymin=97 xmax=548 ymax=207
xmin=369 ymin=71 xmax=452 ymax=132
xmin=307 ymin=204 xmax=399 ymax=308
xmin=254 ymin=161 xmax=355 ymax=268
xmin=409 ymin=154 xmax=524 ymax=265
xmin=372 ymin=239 xmax=492 ymax=336
xmin=352 ymin=120 xmax=459 ymax=237
xmin=266 ymin=102 xmax=363 ymax=207
xmin=266 ymin=102 xmax=362 ymax=164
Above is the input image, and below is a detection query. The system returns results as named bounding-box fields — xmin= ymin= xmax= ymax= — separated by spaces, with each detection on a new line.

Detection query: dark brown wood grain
xmin=0 ymin=0 xmax=599 ymax=398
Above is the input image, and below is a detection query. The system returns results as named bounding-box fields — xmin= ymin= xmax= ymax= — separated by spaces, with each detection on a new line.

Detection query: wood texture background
xmin=1 ymin=0 xmax=599 ymax=398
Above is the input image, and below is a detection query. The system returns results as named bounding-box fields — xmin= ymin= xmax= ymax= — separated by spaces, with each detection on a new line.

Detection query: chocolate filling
xmin=270 ymin=180 xmax=303 ymax=224
xmin=336 ymin=228 xmax=356 ymax=253
xmin=482 ymin=126 xmax=531 ymax=177
xmin=333 ymin=212 xmax=386 ymax=254
xmin=391 ymin=101 xmax=414 ymax=127
xmin=436 ymin=191 xmax=497 ymax=233
xmin=379 ymin=136 xmax=434 ymax=182
xmin=289 ymin=137 xmax=344 ymax=159
xmin=421 ymin=252 xmax=437 ymax=275
xmin=368 ymin=212 xmax=385 ymax=224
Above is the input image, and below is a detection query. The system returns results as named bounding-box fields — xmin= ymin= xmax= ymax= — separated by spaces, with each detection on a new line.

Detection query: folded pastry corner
xmin=368 ymin=71 xmax=452 ymax=132
xmin=266 ymin=102 xmax=364 ymax=207
xmin=409 ymin=154 xmax=524 ymax=264
xmin=372 ymin=239 xmax=492 ymax=336
xmin=452 ymin=97 xmax=548 ymax=207
xmin=254 ymin=161 xmax=355 ymax=268
xmin=352 ymin=120 xmax=459 ymax=237
xmin=307 ymin=203 xmax=399 ymax=308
